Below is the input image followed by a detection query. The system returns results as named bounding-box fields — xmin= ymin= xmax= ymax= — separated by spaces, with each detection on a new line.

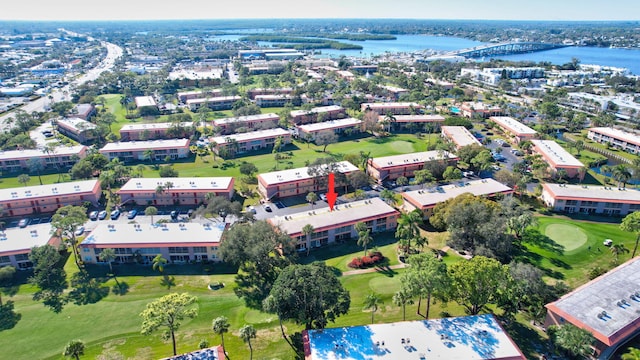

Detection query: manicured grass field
xmin=544 ymin=223 xmax=588 ymax=252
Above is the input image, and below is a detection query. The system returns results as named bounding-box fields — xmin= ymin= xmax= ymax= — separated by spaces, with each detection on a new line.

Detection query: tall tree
xmin=306 ymin=192 xmax=318 ymax=209
xmin=63 ymin=339 xmax=85 ymax=360
xmin=145 ymin=206 xmax=158 ymax=224
xmin=51 ymin=205 xmax=88 ymax=269
xmin=27 ymin=158 xmax=44 ymax=185
xmin=263 ymin=262 xmax=350 ymax=339
xmin=392 ymin=289 xmax=414 ymax=321
xmin=447 ymin=256 xmax=512 ymax=315
xmin=610 ymin=243 xmax=630 ymax=264
xmin=411 ymin=169 xmax=435 ymax=188
xmin=140 ymin=293 xmax=198 ymax=356
xmin=212 ymin=316 xmax=230 ymax=357
xmin=239 ymin=324 xmax=257 ymax=360
xmin=29 ymin=245 xmax=68 ymax=313
xmin=17 ymin=174 xmax=30 ymax=187
xmin=621 ymin=212 xmax=640 ymax=258
xmin=395 ymin=210 xmax=426 ymax=255
xmin=363 ymin=292 xmax=384 ymax=324
xmin=152 ymin=254 xmax=168 ymax=274
xmin=302 ymin=224 xmax=315 ymax=256
xmin=355 ymin=222 xmax=372 ymax=256
xmin=315 ymin=130 xmax=339 ymax=152
xmin=551 ymin=324 xmax=595 ymax=359
xmin=400 ymin=253 xmax=448 ymax=318
xmin=220 ymin=221 xmax=296 ymax=309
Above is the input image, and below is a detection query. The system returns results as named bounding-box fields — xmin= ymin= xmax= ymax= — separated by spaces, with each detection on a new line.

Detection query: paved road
xmin=0 ymin=40 xmax=123 ymax=132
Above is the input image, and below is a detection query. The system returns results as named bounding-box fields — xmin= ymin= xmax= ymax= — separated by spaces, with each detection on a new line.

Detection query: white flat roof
xmin=490 ymin=116 xmax=537 ymax=136
xmin=259 ymin=161 xmax=358 ymax=186
xmin=177 ymin=90 xmax=222 ymax=97
xmin=0 ymin=179 xmax=99 ymax=202
xmin=134 ymin=96 xmax=156 ymax=108
xmin=269 ymin=198 xmax=397 ymax=236
xmin=120 ymin=122 xmax=192 ymax=132
xmin=0 ymin=223 xmax=55 ymax=255
xmin=118 ymin=177 xmax=233 ymax=192
xmin=297 ymin=118 xmax=362 ymax=133
xmin=403 ymin=179 xmax=512 ymax=208
xmin=547 ymin=257 xmax=640 ymax=343
xmin=380 ymin=85 xmax=408 ymax=92
xmin=81 ymin=222 xmax=225 ymax=247
xmin=306 ymin=314 xmax=524 ymax=360
xmin=370 ymin=151 xmax=457 ymax=170
xmin=100 ymin=139 xmax=189 ymax=152
xmin=543 ymin=183 xmax=640 ymax=203
xmin=363 ymin=102 xmax=423 ymax=109
xmin=589 ymin=127 xmax=640 ymax=147
xmin=290 ymin=105 xmax=344 ymax=118
xmin=186 ymin=96 xmax=241 ymax=105
xmin=380 ymin=115 xmax=445 ymax=123
xmin=211 ymin=128 xmax=289 ymax=144
xmin=213 ymin=113 xmax=280 ymax=126
xmin=57 ymin=117 xmax=96 ymax=132
xmin=531 ymin=140 xmax=583 ymax=167
xmin=0 ymin=145 xmax=86 ymax=161
xmin=442 ymin=126 xmax=482 ymax=148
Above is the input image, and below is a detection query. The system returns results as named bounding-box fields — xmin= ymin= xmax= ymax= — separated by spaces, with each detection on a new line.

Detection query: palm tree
xmin=143 ymin=149 xmax=154 ymax=164
xmin=621 ymin=212 xmax=640 ymax=257
xmin=17 ymin=173 xmax=30 ymax=186
xmin=212 ymin=316 xmax=230 ymax=356
xmin=363 ymin=292 xmax=383 ymax=324
xmin=383 ymin=112 xmax=396 ymax=132
xmin=612 ymin=164 xmax=632 ymax=189
xmin=152 ymin=254 xmax=167 ymax=273
xmin=306 ymin=192 xmax=318 ymax=209
xmin=395 ymin=210 xmax=424 ymax=255
xmin=100 ymin=248 xmax=116 ymax=274
xmin=356 ymin=226 xmax=373 ymax=256
xmin=63 ymin=339 xmax=85 ymax=360
xmin=610 ymin=243 xmax=629 ymax=264
xmin=302 ymin=224 xmax=315 ymax=256
xmin=239 ymin=324 xmax=257 ymax=360
xmin=145 ymin=206 xmax=158 ymax=224
xmin=380 ymin=189 xmax=397 ymax=205
xmin=393 ymin=289 xmax=414 ymax=321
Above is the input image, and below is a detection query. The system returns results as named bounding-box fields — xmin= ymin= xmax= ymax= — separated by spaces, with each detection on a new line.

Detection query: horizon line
xmin=0 ymin=18 xmax=639 ymax=23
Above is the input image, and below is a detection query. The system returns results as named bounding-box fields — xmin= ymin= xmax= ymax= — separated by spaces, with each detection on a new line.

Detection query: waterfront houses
xmin=588 ymin=127 xmax=640 ymax=154
xmin=531 ymin=140 xmax=585 ymax=180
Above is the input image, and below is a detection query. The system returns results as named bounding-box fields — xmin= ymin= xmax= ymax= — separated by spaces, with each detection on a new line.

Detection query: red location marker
xmin=326 ymin=173 xmax=338 ymax=211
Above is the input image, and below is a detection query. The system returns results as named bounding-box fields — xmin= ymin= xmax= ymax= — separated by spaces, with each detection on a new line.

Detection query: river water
xmin=212 ymin=34 xmax=640 ymax=75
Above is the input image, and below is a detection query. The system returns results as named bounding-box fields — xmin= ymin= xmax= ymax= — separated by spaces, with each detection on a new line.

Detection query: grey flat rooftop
xmin=213 ymin=113 xmax=279 ymax=126
xmin=589 ymin=127 xmax=640 ymax=147
xmin=0 ymin=145 xmax=86 ymax=161
xmin=531 ymin=140 xmax=583 ymax=167
xmin=100 ymin=139 xmax=189 ymax=151
xmin=542 ymin=183 xmax=640 ymax=203
xmin=0 ymin=223 xmax=55 ymax=255
xmin=120 ymin=122 xmax=192 ymax=132
xmin=258 ymin=161 xmax=358 ymax=186
xmin=186 ymin=96 xmax=241 ymax=104
xmin=297 ymin=118 xmax=362 ymax=133
xmin=81 ymin=222 xmax=225 ymax=247
xmin=403 ymin=179 xmax=512 ymax=208
xmin=0 ymin=179 xmax=99 ymax=202
xmin=57 ymin=117 xmax=97 ymax=132
xmin=442 ymin=126 xmax=482 ymax=148
xmin=269 ymin=198 xmax=397 ymax=236
xmin=290 ymin=105 xmax=344 ymax=118
xmin=211 ymin=128 xmax=289 ymax=144
xmin=490 ymin=116 xmax=537 ymax=136
xmin=118 ymin=177 xmax=233 ymax=192
xmin=306 ymin=314 xmax=524 ymax=360
xmin=546 ymin=257 xmax=640 ymax=342
xmin=369 ymin=151 xmax=457 ymax=170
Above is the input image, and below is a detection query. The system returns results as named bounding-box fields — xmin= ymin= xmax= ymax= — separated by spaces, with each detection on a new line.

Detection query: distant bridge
xmin=448 ymin=42 xmax=568 ymax=58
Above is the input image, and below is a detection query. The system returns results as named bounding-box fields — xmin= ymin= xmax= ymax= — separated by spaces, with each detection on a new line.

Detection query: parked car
xmin=110 ymin=209 xmax=121 ymax=220
xmin=263 ymin=204 xmax=272 ymax=212
xmin=320 ymin=194 xmax=327 ymax=201
xmin=372 ymin=184 xmax=384 ymax=192
xmin=170 ymin=210 xmax=178 ymax=220
xmin=89 ymin=211 xmax=99 ymax=221
xmin=98 ymin=210 xmax=108 ymax=220
xmin=18 ymin=218 xmax=29 ymax=228
xmin=127 ymin=209 xmax=138 ymax=219
xmin=74 ymin=226 xmax=85 ymax=236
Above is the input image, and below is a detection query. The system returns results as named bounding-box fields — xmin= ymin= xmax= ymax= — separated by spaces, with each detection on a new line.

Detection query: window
xmin=169 ymin=247 xmax=189 ymax=254
xmin=14 ymin=254 xmax=29 ymax=261
xmin=193 ymin=246 xmax=206 ymax=253
xmin=0 ymin=256 xmax=10 ymax=263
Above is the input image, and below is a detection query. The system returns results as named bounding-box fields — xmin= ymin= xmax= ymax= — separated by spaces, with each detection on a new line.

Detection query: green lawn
xmin=1 ymin=215 xmax=632 ymax=359
xmin=522 ymin=216 xmax=634 ymax=287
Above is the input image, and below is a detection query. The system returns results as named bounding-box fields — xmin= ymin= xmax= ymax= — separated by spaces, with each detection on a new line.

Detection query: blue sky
xmin=1 ymin=0 xmax=639 ymax=21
